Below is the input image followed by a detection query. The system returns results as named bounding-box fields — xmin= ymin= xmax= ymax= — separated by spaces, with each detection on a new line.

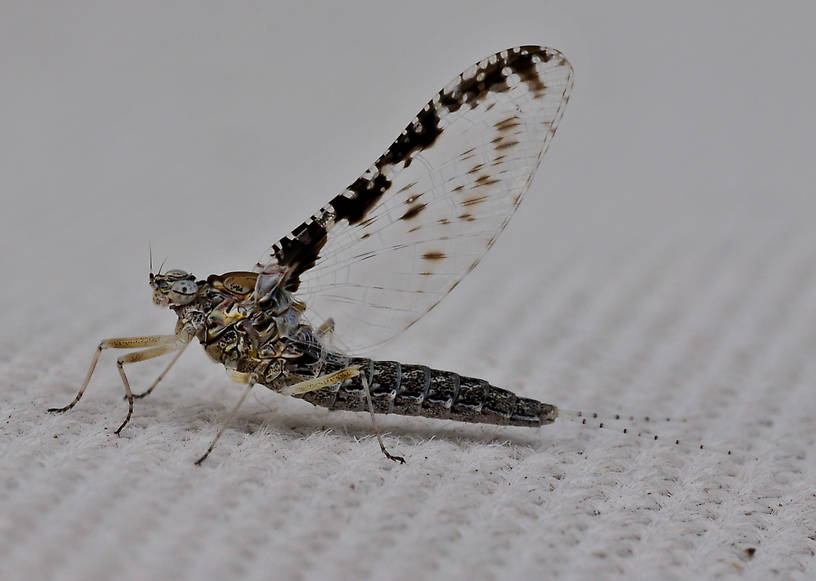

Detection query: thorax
xmin=173 ymin=271 xmax=324 ymax=381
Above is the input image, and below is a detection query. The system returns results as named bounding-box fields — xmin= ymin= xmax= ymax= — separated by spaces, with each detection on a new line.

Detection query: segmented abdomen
xmin=295 ymin=354 xmax=557 ymax=427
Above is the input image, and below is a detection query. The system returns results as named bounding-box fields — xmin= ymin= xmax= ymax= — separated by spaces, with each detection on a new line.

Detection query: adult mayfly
xmin=51 ymin=46 xmax=574 ymax=464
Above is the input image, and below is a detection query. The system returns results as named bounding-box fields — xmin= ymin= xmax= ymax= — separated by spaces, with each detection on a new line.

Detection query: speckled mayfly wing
xmin=253 ymin=46 xmax=573 ymax=354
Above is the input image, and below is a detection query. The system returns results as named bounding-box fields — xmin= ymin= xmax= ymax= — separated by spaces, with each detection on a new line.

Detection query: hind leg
xmin=277 ymin=365 xmax=360 ymax=396
xmin=280 ymin=365 xmax=404 ymax=463
xmin=359 ymin=371 xmax=405 ymax=464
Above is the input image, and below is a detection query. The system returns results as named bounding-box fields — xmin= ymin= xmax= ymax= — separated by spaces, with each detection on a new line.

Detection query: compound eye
xmin=165 ymin=269 xmax=189 ymax=279
xmin=169 ymin=280 xmax=198 ymax=304
xmin=157 ymin=279 xmax=170 ymax=291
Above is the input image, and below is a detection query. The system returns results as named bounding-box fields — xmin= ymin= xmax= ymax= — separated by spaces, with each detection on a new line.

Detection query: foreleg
xmin=48 ymin=335 xmax=178 ymax=414
xmin=113 ymin=343 xmax=188 ymax=434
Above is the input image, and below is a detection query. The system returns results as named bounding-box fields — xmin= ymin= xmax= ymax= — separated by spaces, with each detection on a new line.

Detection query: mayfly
xmin=51 ymin=46 xmax=581 ymax=464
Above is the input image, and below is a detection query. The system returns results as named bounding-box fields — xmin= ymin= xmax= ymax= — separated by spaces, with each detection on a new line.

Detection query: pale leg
xmin=277 ymin=365 xmax=361 ymax=396
xmin=113 ymin=343 xmax=188 ymax=434
xmin=49 ymin=335 xmax=178 ymax=414
xmin=279 ymin=365 xmax=405 ymax=463
xmin=195 ymin=378 xmax=256 ymax=466
xmin=360 ymin=371 xmax=405 ymax=464
xmin=132 ymin=340 xmax=192 ymax=399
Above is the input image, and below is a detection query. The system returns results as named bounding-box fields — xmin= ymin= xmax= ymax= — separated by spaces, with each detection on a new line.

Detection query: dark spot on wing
xmin=397 ymin=181 xmax=418 ymax=193
xmin=361 ymin=232 xmax=371 ymax=239
xmin=400 ymin=203 xmax=427 ymax=220
xmin=452 ymin=185 xmax=465 ymax=193
xmin=509 ymin=50 xmax=548 ymax=96
xmin=439 ymin=66 xmax=507 ymax=113
xmin=495 ymin=139 xmax=520 ymax=151
xmin=437 ymin=47 xmax=552 ymax=113
xmin=471 ymin=174 xmax=501 ymax=189
xmin=472 ymin=177 xmax=500 ymax=189
xmin=273 ymin=220 xmax=329 ymax=292
xmin=331 ymin=172 xmax=392 ymax=225
xmin=459 ymin=213 xmax=476 ymax=222
xmin=384 ymin=106 xmax=443 ymax=168
xmin=438 ymin=218 xmax=451 ymax=225
xmin=438 ymin=88 xmax=463 ymax=113
xmin=459 ymin=147 xmax=476 ymax=161
xmin=360 ymin=216 xmax=377 ymax=228
xmin=422 ymin=251 xmax=446 ymax=261
xmin=494 ymin=116 xmax=521 ymax=131
xmin=468 ymin=163 xmax=485 ymax=174
xmin=463 ymin=195 xmax=488 ymax=206
xmin=329 ymin=105 xmax=442 ymax=225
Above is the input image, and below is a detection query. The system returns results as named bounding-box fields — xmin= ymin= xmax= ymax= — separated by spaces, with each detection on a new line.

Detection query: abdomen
xmin=295 ymin=353 xmax=557 ymax=428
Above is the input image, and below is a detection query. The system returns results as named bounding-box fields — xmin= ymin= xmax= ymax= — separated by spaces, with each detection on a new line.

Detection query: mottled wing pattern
xmin=254 ymin=46 xmax=573 ymax=353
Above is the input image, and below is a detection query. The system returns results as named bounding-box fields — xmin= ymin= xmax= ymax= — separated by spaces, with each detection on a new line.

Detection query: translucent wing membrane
xmin=254 ymin=46 xmax=573 ymax=353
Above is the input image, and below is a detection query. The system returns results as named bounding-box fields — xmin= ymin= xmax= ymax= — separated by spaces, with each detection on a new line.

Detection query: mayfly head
xmin=149 ymin=268 xmax=201 ymax=307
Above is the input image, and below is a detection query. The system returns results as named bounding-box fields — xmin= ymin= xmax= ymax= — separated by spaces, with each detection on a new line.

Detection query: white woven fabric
xmin=2 ymin=2 xmax=816 ymax=580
